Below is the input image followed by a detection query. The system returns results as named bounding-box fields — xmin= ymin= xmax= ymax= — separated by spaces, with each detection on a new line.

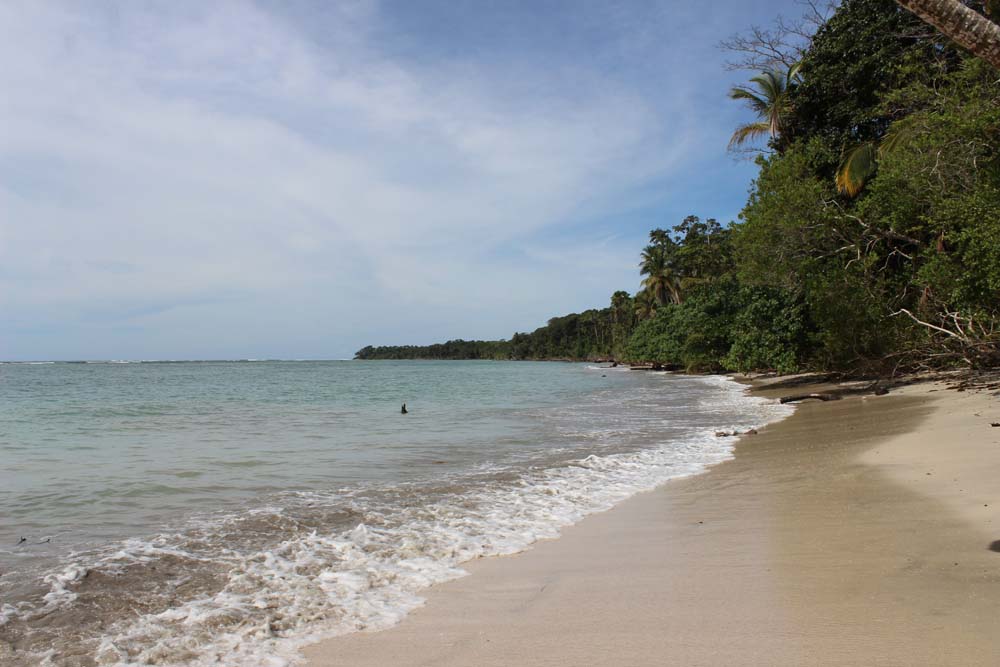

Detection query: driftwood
xmin=779 ymin=392 xmax=842 ymax=404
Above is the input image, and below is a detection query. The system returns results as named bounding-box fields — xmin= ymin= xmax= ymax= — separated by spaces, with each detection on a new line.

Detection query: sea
xmin=0 ymin=360 xmax=792 ymax=666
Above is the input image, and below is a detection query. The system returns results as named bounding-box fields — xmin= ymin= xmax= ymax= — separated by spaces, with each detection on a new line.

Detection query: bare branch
xmin=719 ymin=0 xmax=836 ymax=72
xmin=892 ymin=308 xmax=966 ymax=339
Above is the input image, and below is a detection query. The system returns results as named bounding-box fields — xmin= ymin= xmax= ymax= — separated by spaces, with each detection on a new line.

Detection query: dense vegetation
xmin=355 ymin=301 xmax=634 ymax=361
xmin=359 ymin=0 xmax=1000 ymax=375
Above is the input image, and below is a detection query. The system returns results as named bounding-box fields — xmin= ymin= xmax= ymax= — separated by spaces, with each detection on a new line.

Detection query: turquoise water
xmin=1 ymin=361 xmax=606 ymax=548
xmin=0 ymin=360 xmax=791 ymax=666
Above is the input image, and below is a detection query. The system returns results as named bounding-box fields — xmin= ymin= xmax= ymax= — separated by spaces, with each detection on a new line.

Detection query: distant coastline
xmin=354 ymin=340 xmax=613 ymax=363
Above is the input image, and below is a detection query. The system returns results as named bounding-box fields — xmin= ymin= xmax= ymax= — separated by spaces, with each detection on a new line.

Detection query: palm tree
xmin=634 ymin=290 xmax=656 ymax=321
xmin=610 ymin=290 xmax=633 ymax=325
xmin=728 ymin=64 xmax=802 ymax=151
xmin=639 ymin=246 xmax=682 ymax=306
xmin=895 ymin=1 xmax=1000 ymax=70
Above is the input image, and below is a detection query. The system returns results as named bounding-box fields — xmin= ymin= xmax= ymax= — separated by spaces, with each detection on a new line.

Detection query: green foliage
xmin=790 ymin=0 xmax=959 ymax=153
xmin=355 ymin=340 xmax=512 ymax=360
xmin=734 ymin=139 xmax=840 ymax=290
xmin=725 ymin=287 xmax=812 ymax=373
xmin=356 ymin=293 xmax=641 ymax=361
xmin=658 ymin=284 xmax=741 ymax=372
xmin=736 ymin=12 xmax=1000 ymax=369
xmin=640 ymin=217 xmax=733 ymax=309
xmin=363 ymin=1 xmax=1000 ymax=372
xmin=625 ymin=280 xmax=812 ymax=373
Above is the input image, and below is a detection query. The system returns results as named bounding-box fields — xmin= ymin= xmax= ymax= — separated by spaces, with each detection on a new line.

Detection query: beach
xmin=1 ymin=362 xmax=789 ymax=665
xmin=303 ymin=381 xmax=1000 ymax=666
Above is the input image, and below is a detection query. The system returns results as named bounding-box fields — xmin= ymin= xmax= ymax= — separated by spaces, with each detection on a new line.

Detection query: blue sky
xmin=0 ymin=0 xmax=808 ymax=360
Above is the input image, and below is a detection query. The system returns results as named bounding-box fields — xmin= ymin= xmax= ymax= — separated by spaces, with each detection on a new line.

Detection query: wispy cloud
xmin=0 ymin=0 xmax=785 ymax=359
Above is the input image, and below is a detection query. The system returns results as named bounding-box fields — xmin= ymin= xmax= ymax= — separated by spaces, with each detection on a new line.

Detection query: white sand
xmin=303 ymin=383 xmax=1000 ymax=666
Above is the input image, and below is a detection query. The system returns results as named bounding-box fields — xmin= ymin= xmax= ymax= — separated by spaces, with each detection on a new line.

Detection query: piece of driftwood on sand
xmin=778 ymin=393 xmax=842 ymax=404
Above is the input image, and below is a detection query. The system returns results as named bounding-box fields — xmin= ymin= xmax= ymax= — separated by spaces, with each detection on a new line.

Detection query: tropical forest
xmin=356 ymin=0 xmax=1000 ymax=375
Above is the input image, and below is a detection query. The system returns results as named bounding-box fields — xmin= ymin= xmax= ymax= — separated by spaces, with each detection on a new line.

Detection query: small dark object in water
xmin=16 ymin=537 xmax=26 ymax=546
xmin=39 ymin=538 xmax=50 ymax=544
xmin=745 ymin=428 xmax=758 ymax=435
xmin=401 ymin=403 xmax=408 ymax=414
xmin=991 ymin=422 xmax=1000 ymax=427
xmin=989 ymin=540 xmax=1000 ymax=553
xmin=601 ymin=374 xmax=606 ymax=377
xmin=874 ymin=386 xmax=889 ymax=396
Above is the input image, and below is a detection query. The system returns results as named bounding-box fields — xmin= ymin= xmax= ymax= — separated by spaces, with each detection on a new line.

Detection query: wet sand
xmin=303 ymin=382 xmax=1000 ymax=666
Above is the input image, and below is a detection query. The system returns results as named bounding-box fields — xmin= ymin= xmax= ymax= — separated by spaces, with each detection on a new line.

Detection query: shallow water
xmin=0 ymin=360 xmax=791 ymax=665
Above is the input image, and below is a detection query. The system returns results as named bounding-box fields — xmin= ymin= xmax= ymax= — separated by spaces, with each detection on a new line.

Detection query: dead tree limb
xmin=779 ymin=393 xmax=842 ymax=404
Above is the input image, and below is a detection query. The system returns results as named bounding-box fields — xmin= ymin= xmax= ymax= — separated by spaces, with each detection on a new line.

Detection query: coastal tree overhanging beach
xmin=895 ymin=0 xmax=1000 ymax=68
xmin=359 ymin=0 xmax=1000 ymax=376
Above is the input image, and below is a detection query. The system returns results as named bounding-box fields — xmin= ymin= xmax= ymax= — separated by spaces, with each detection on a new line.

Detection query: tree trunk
xmin=895 ymin=0 xmax=1000 ymax=69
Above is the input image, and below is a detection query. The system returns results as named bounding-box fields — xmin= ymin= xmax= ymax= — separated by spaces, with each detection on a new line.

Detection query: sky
xmin=0 ymin=0 xmax=809 ymax=361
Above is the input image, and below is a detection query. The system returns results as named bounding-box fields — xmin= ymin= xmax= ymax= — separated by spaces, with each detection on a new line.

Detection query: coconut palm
xmin=895 ymin=1 xmax=1000 ymax=70
xmin=639 ymin=245 xmax=682 ymax=306
xmin=728 ymin=64 xmax=802 ymax=151
xmin=633 ymin=289 xmax=656 ymax=321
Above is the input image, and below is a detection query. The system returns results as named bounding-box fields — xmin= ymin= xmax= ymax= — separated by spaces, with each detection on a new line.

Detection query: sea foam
xmin=4 ymin=374 xmax=792 ymax=667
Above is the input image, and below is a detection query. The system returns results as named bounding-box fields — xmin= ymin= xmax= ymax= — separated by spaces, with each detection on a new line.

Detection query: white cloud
xmin=0 ymin=0 xmax=706 ymax=358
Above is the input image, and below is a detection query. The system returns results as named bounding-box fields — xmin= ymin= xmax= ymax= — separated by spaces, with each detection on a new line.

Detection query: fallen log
xmin=779 ymin=393 xmax=842 ymax=404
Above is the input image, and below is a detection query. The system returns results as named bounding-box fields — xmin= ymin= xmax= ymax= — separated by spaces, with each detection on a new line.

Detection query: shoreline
xmin=302 ymin=380 xmax=1000 ymax=666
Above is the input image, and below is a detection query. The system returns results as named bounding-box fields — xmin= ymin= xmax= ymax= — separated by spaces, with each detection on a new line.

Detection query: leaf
xmin=728 ymin=122 xmax=771 ymax=150
xmin=836 ymin=142 xmax=878 ymax=197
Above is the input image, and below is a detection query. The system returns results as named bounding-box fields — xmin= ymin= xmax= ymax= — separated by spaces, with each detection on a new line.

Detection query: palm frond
xmin=728 ymin=122 xmax=771 ymax=150
xmin=786 ymin=62 xmax=803 ymax=85
xmin=836 ymin=142 xmax=878 ymax=197
xmin=728 ymin=87 xmax=769 ymax=114
xmin=749 ymin=71 xmax=782 ymax=97
xmin=878 ymin=118 xmax=917 ymax=159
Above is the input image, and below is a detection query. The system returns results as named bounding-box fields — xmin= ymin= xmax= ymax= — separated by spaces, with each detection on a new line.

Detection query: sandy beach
xmin=304 ymin=381 xmax=1000 ymax=666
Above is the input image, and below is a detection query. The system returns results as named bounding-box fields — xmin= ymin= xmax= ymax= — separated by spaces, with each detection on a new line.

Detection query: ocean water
xmin=0 ymin=360 xmax=792 ymax=666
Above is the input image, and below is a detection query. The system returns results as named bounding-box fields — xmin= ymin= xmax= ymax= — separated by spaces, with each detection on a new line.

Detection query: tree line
xmin=359 ymin=0 xmax=1000 ymax=374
